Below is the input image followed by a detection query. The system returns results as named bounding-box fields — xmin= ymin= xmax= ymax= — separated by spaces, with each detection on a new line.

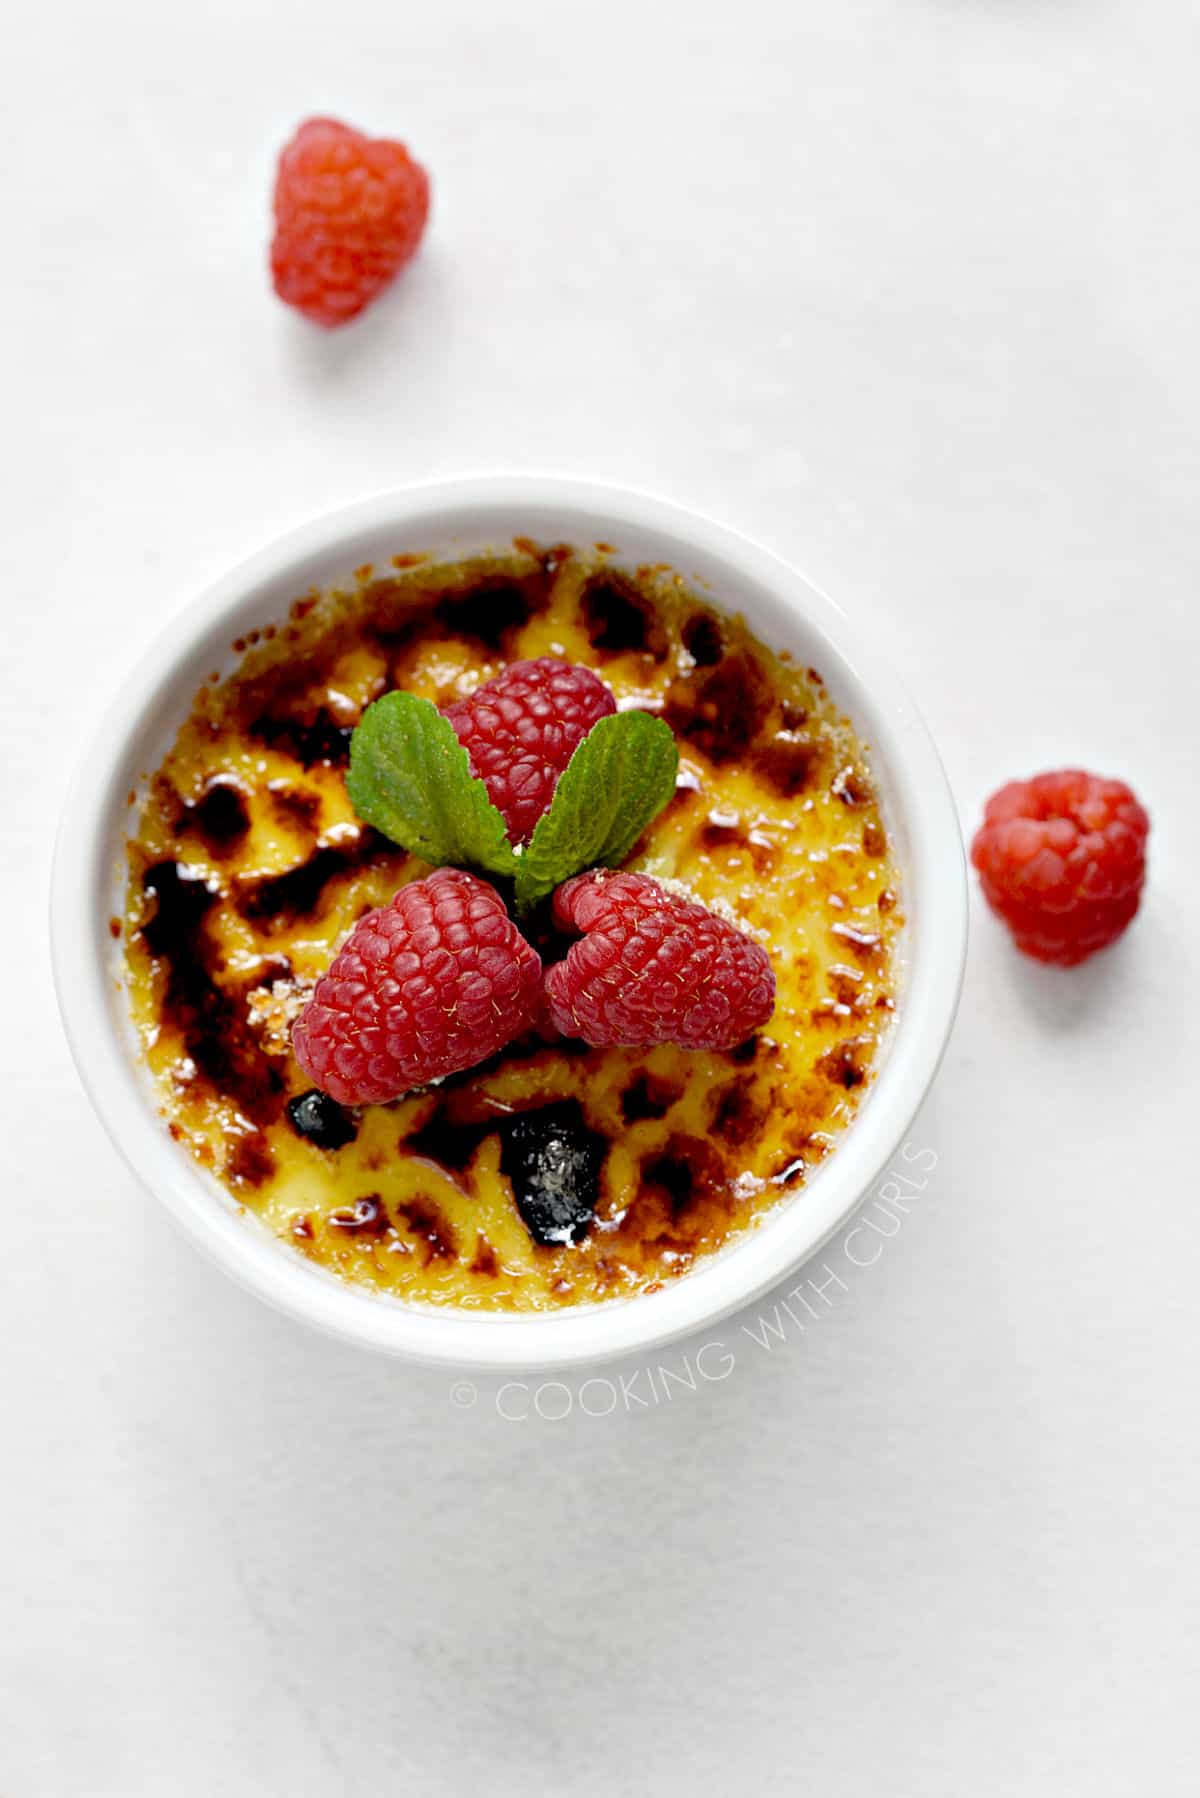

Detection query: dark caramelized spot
xmin=434 ymin=578 xmax=539 ymax=651
xmin=862 ymin=819 xmax=886 ymax=857
xmin=729 ymin=1034 xmax=763 ymax=1065
xmin=226 ymin=1130 xmax=275 ymax=1188
xmin=817 ymin=1036 xmax=874 ymax=1089
xmin=581 ymin=574 xmax=665 ymax=657
xmin=701 ymin=808 xmax=743 ymax=850
xmin=878 ymin=887 xmax=897 ymax=914
xmin=109 ymin=917 xmax=122 ymax=940
xmin=771 ymin=1157 xmax=807 ymax=1188
xmin=329 ymin=1194 xmax=390 ymax=1237
xmin=140 ymin=859 xmax=216 ymax=956
xmin=252 ymin=709 xmax=354 ymax=768
xmin=291 ymin=1214 xmax=314 ymax=1240
xmin=712 ymin=1077 xmax=766 ymax=1148
xmin=179 ymin=777 xmax=251 ymax=857
xmin=362 ymin=600 xmax=425 ymax=657
xmin=396 ymin=1198 xmax=457 ymax=1261
xmin=139 ymin=860 xmax=284 ymax=1125
xmin=621 ymin=1072 xmax=683 ymax=1123
xmin=640 ymin=1134 xmax=728 ymax=1218
xmin=287 ymin=1088 xmax=358 ymax=1150
xmin=255 ymin=952 xmax=294 ymax=985
xmin=681 ymin=610 xmax=725 ymax=667
xmin=499 ymin=1101 xmax=605 ymax=1246
xmin=831 ymin=764 xmax=873 ymax=808
xmin=828 ymin=963 xmax=864 ymax=1009
xmin=664 ymin=653 xmax=774 ymax=764
xmin=470 ymin=1236 xmax=500 ymax=1277
xmin=753 ymin=733 xmax=820 ymax=798
xmin=236 ymin=833 xmax=384 ymax=928
xmin=238 ymin=847 xmax=346 ymax=924
xmin=407 ymin=1108 xmax=497 ymax=1174
xmin=270 ymin=784 xmax=321 ymax=832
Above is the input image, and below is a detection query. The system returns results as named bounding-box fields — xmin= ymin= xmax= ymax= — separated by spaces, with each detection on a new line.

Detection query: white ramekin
xmin=51 ymin=477 xmax=966 ymax=1371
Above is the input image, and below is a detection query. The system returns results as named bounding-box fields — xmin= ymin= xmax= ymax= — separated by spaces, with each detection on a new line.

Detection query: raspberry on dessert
xmin=971 ymin=769 xmax=1149 ymax=967
xmin=270 ymin=117 xmax=430 ymax=328
xmin=443 ymin=658 xmax=616 ymax=844
xmin=544 ymin=870 xmax=775 ymax=1051
xmin=292 ymin=869 xmax=542 ymax=1104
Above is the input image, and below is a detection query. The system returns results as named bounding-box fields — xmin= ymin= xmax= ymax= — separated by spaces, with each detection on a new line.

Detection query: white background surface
xmin=5 ymin=1 xmax=1199 ymax=1792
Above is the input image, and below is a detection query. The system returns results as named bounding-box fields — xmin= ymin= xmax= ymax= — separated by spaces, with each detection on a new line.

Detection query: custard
xmin=120 ymin=543 xmax=902 ymax=1310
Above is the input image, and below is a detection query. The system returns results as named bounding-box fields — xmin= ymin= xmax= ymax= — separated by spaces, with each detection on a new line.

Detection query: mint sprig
xmin=346 ymin=692 xmax=517 ymax=876
xmin=514 ymin=711 xmax=678 ymax=912
xmin=346 ymin=691 xmax=678 ymax=906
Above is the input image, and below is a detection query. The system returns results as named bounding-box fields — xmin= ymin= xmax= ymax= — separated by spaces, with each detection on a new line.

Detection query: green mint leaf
xmin=515 ymin=711 xmax=679 ymax=912
xmin=346 ymin=691 xmax=517 ymax=876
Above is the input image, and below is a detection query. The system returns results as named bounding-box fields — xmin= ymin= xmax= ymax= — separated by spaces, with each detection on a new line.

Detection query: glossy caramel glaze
xmin=120 ymin=543 xmax=902 ymax=1310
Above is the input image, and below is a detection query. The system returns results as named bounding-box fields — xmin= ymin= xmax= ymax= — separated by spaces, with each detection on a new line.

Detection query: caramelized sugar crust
xmin=120 ymin=543 xmax=902 ymax=1310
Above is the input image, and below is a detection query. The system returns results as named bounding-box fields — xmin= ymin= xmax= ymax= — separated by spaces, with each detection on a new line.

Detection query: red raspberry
xmin=971 ymin=769 xmax=1149 ymax=967
xmin=544 ymin=871 xmax=775 ymax=1051
xmin=270 ymin=117 xmax=429 ymax=328
xmin=292 ymin=869 xmax=542 ymax=1104
xmin=444 ymin=659 xmax=616 ymax=844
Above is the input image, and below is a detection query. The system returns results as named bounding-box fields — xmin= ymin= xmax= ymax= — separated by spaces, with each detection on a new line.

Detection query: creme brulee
xmin=119 ymin=543 xmax=902 ymax=1310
